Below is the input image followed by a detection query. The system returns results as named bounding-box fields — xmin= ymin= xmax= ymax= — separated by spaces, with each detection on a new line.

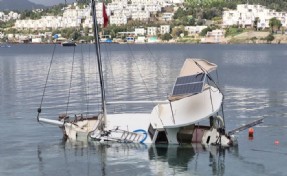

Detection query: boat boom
xmin=228 ymin=117 xmax=264 ymax=135
xmin=38 ymin=117 xmax=64 ymax=126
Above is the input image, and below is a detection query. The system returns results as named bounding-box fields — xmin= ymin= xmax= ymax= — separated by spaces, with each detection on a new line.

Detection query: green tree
xmin=265 ymin=34 xmax=274 ymax=44
xmin=225 ymin=26 xmax=243 ymax=37
xmin=269 ymin=17 xmax=282 ymax=33
xmin=203 ymin=7 xmax=222 ymax=20
xmin=71 ymin=31 xmax=81 ymax=40
xmin=171 ymin=26 xmax=185 ymax=38
xmin=173 ymin=7 xmax=186 ymax=20
xmin=250 ymin=36 xmax=257 ymax=43
xmin=0 ymin=20 xmax=15 ymax=28
xmin=161 ymin=33 xmax=172 ymax=41
xmin=200 ymin=27 xmax=212 ymax=36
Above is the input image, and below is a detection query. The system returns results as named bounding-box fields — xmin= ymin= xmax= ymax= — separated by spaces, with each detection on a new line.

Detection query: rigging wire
xmin=92 ymin=44 xmax=101 ymax=114
xmin=80 ymin=44 xmax=90 ymax=118
xmin=126 ymin=43 xmax=155 ymax=106
xmin=144 ymin=44 xmax=168 ymax=83
xmin=85 ymin=43 xmax=101 ymax=117
xmin=144 ymin=43 xmax=171 ymax=99
xmin=194 ymin=60 xmax=226 ymax=127
xmin=103 ymin=43 xmax=120 ymax=112
xmin=36 ymin=44 xmax=57 ymax=121
xmin=37 ymin=1 xmax=67 ymax=121
xmin=86 ymin=44 xmax=91 ymax=116
xmin=65 ymin=46 xmax=76 ymax=115
xmin=216 ymin=69 xmax=226 ymax=127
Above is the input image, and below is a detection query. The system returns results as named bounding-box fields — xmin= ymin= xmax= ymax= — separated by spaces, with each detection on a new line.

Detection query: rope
xmin=65 ymin=46 xmax=76 ymax=115
xmin=36 ymin=44 xmax=57 ymax=121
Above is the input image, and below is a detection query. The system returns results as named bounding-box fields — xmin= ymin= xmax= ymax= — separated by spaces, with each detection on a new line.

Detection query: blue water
xmin=0 ymin=44 xmax=287 ymax=176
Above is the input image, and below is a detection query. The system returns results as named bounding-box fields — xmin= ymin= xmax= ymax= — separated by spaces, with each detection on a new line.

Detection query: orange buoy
xmin=274 ymin=140 xmax=280 ymax=145
xmin=248 ymin=128 xmax=254 ymax=137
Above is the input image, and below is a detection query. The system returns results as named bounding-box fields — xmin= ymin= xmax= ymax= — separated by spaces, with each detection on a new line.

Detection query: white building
xmin=202 ymin=29 xmax=226 ymax=43
xmin=171 ymin=0 xmax=184 ymax=4
xmin=161 ymin=12 xmax=174 ymax=21
xmin=145 ymin=4 xmax=161 ymax=13
xmin=147 ymin=27 xmax=157 ymax=36
xmin=223 ymin=4 xmax=287 ymax=29
xmin=0 ymin=11 xmax=20 ymax=22
xmin=184 ymin=26 xmax=208 ymax=35
xmin=160 ymin=25 xmax=170 ymax=34
xmin=107 ymin=0 xmax=165 ymax=25
xmin=135 ymin=28 xmax=146 ymax=36
xmin=14 ymin=2 xmax=110 ymax=30
xmin=131 ymin=11 xmax=150 ymax=21
xmin=109 ymin=15 xmax=128 ymax=25
xmin=0 ymin=32 xmax=4 ymax=39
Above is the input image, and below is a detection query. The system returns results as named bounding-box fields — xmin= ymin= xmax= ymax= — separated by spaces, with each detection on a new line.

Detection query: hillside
xmin=0 ymin=0 xmax=46 ymax=11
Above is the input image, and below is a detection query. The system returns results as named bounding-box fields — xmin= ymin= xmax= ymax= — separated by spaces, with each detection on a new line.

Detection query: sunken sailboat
xmin=37 ymin=0 xmax=238 ymax=147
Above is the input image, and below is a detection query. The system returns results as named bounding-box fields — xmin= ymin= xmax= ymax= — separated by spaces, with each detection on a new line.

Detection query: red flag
xmin=103 ymin=2 xmax=108 ymax=27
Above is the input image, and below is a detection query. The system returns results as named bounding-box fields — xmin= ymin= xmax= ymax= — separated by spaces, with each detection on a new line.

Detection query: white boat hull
xmin=59 ymin=113 xmax=235 ymax=147
xmin=150 ymin=86 xmax=223 ymax=129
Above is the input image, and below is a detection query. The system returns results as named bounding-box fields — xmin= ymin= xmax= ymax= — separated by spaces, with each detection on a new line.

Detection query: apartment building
xmin=135 ymin=28 xmax=146 ymax=36
xmin=223 ymin=4 xmax=287 ymax=29
xmin=161 ymin=12 xmax=174 ymax=21
xmin=12 ymin=1 xmax=179 ymax=34
xmin=184 ymin=26 xmax=208 ymax=35
xmin=0 ymin=11 xmax=20 ymax=22
xmin=147 ymin=27 xmax=157 ymax=36
xmin=202 ymin=29 xmax=226 ymax=43
xmin=160 ymin=25 xmax=170 ymax=34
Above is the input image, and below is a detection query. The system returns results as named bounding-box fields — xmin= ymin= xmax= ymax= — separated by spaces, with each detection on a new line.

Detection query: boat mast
xmin=91 ymin=0 xmax=107 ymax=129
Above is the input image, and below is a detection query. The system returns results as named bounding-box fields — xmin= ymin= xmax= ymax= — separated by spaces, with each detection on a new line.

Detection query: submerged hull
xmin=59 ymin=112 xmax=235 ymax=147
xmin=39 ymin=85 xmax=233 ymax=146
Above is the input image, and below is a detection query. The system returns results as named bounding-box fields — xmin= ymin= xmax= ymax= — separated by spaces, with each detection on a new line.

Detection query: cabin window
xmin=206 ymin=136 xmax=211 ymax=144
xmin=148 ymin=124 xmax=155 ymax=139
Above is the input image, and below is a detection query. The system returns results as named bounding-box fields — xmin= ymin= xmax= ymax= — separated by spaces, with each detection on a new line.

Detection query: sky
xmin=29 ymin=0 xmax=76 ymax=6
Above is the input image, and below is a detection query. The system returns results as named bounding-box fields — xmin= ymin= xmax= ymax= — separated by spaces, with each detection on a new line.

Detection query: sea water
xmin=0 ymin=43 xmax=287 ymax=176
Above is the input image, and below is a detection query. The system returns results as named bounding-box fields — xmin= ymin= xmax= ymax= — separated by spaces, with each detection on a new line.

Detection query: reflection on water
xmin=1 ymin=44 xmax=287 ymax=176
xmin=37 ymin=140 xmax=238 ymax=176
xmin=223 ymin=85 xmax=287 ymax=130
xmin=222 ymin=50 xmax=272 ymax=65
xmin=224 ymin=86 xmax=269 ymax=118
